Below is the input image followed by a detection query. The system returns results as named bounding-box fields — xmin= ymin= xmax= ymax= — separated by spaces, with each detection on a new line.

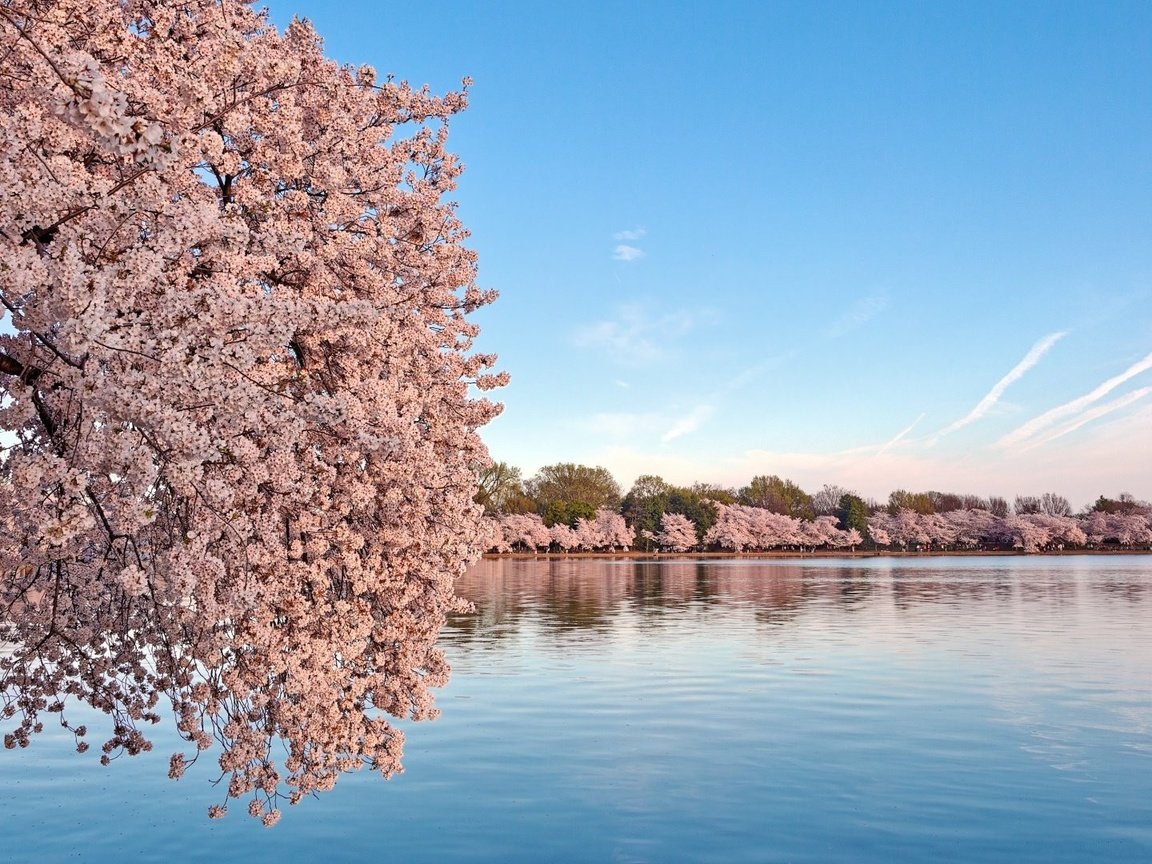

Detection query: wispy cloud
xmin=875 ymin=412 xmax=925 ymax=457
xmin=614 ymin=227 xmax=646 ymax=242
xmin=996 ymin=349 xmax=1152 ymax=449
xmin=722 ymin=351 xmax=799 ymax=394
xmin=576 ymin=403 xmax=715 ymax=445
xmin=934 ymin=331 xmax=1066 ymax=441
xmin=824 ymin=295 xmax=889 ymax=339
xmin=613 ymin=244 xmax=645 ymax=262
xmin=612 ymin=227 xmax=647 ymax=261
xmin=661 ymin=404 xmax=714 ymax=443
xmin=573 ymin=303 xmax=697 ymax=364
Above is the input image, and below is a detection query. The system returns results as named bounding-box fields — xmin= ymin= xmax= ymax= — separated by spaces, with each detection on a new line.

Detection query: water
xmin=2 ymin=555 xmax=1150 ymax=862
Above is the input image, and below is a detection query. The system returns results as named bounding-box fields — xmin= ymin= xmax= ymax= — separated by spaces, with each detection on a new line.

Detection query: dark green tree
xmin=1091 ymin=493 xmax=1145 ymax=514
xmin=690 ymin=482 xmax=737 ymax=506
xmin=541 ymin=500 xmax=597 ymax=527
xmin=668 ymin=484 xmax=731 ymax=542
xmin=621 ymin=475 xmax=672 ymax=548
xmin=836 ymin=493 xmax=871 ymax=538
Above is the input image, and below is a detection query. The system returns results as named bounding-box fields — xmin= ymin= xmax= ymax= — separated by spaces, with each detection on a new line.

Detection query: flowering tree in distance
xmin=0 ymin=0 xmax=504 ymax=825
xmin=655 ymin=512 xmax=697 ymax=552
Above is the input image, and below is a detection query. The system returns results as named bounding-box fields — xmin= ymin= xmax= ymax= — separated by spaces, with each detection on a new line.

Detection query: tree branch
xmin=0 ymin=350 xmax=42 ymax=384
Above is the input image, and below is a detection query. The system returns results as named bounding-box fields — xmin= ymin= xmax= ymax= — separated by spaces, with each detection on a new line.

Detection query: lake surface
xmin=3 ymin=555 xmax=1151 ymax=862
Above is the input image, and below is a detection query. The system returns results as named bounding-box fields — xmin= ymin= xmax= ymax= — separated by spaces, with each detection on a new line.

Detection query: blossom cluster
xmin=52 ymin=57 xmax=174 ymax=167
xmin=703 ymin=504 xmax=863 ymax=553
xmin=651 ymin=512 xmax=698 ymax=552
xmin=482 ymin=504 xmax=1151 ymax=556
xmin=867 ymin=508 xmax=1151 ymax=553
xmin=484 ymin=509 xmax=632 ymax=552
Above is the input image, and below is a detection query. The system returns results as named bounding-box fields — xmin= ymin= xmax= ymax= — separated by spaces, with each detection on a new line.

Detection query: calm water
xmin=3 ymin=555 xmax=1151 ymax=862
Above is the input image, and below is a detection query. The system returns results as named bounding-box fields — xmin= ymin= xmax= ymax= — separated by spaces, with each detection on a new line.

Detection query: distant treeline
xmin=477 ymin=462 xmax=1152 ymax=554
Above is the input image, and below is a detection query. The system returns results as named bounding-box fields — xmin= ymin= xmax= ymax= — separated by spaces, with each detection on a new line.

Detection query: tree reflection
xmin=837 ymin=572 xmax=875 ymax=608
xmin=450 ymin=556 xmax=1152 ymax=644
xmin=452 ymin=559 xmax=817 ymax=633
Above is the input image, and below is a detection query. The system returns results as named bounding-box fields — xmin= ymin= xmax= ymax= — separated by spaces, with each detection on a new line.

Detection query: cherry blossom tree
xmin=703 ymin=503 xmax=753 ymax=552
xmin=573 ymin=515 xmax=603 ymax=551
xmin=755 ymin=509 xmax=803 ymax=549
xmin=564 ymin=509 xmax=631 ymax=552
xmin=701 ymin=502 xmax=811 ymax=552
xmin=490 ymin=513 xmax=550 ymax=552
xmin=865 ymin=512 xmax=897 ymax=549
xmin=655 ymin=512 xmax=697 ymax=552
xmin=894 ymin=509 xmax=931 ymax=549
xmin=549 ymin=521 xmax=580 ymax=552
xmin=1029 ymin=513 xmax=1087 ymax=548
xmin=477 ymin=516 xmax=507 ymax=553
xmin=0 ymin=0 xmax=504 ymax=825
xmin=1001 ymin=515 xmax=1054 ymax=553
xmin=594 ymin=508 xmax=632 ymax=551
xmin=867 ymin=523 xmax=892 ymax=548
xmin=1081 ymin=510 xmax=1111 ymax=546
xmin=943 ymin=509 xmax=999 ymax=549
xmin=1111 ymin=513 xmax=1152 ymax=548
xmin=802 ymin=515 xmax=843 ymax=551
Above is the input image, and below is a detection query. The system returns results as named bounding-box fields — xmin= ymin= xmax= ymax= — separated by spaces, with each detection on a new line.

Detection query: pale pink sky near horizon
xmin=488 ymin=387 xmax=1152 ymax=512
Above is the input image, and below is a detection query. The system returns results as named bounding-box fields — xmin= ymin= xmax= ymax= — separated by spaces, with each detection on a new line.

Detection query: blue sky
xmin=270 ymin=0 xmax=1152 ymax=509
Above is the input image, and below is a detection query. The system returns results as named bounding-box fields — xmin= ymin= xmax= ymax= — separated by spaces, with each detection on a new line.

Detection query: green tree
xmin=836 ymin=493 xmax=870 ymax=537
xmin=887 ymin=489 xmax=936 ymax=515
xmin=526 ymin=463 xmax=622 ymax=526
xmin=739 ymin=475 xmax=814 ymax=520
xmin=475 ymin=461 xmax=533 ymax=515
xmin=541 ymin=500 xmax=597 ymax=527
xmin=1092 ymin=493 xmax=1144 ymax=514
xmin=690 ymin=482 xmax=737 ymax=506
xmin=621 ymin=475 xmax=672 ymax=548
xmin=669 ymin=485 xmax=725 ymax=541
xmin=622 ymin=479 xmax=730 ymax=545
xmin=926 ymin=491 xmax=965 ymax=512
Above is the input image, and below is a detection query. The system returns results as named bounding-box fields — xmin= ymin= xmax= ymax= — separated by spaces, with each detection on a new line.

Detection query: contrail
xmin=997 ymin=349 xmax=1152 ymax=448
xmin=875 ymin=412 xmax=925 ymax=457
xmin=934 ymin=331 xmax=1065 ymax=441
xmin=1019 ymin=386 xmax=1152 ymax=451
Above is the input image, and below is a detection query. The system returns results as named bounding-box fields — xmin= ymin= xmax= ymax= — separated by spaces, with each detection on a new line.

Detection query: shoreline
xmin=482 ymin=547 xmax=1152 ymax=561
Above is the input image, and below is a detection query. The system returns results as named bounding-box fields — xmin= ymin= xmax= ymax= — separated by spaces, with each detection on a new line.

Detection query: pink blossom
xmin=0 ymin=0 xmax=501 ymax=824
xmin=655 ymin=513 xmax=697 ymax=552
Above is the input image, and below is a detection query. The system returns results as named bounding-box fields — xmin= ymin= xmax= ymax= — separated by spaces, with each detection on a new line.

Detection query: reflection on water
xmin=435 ymin=556 xmax=1152 ymax=863
xmin=449 ymin=555 xmax=1152 ymax=638
xmin=2 ymin=555 xmax=1151 ymax=863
